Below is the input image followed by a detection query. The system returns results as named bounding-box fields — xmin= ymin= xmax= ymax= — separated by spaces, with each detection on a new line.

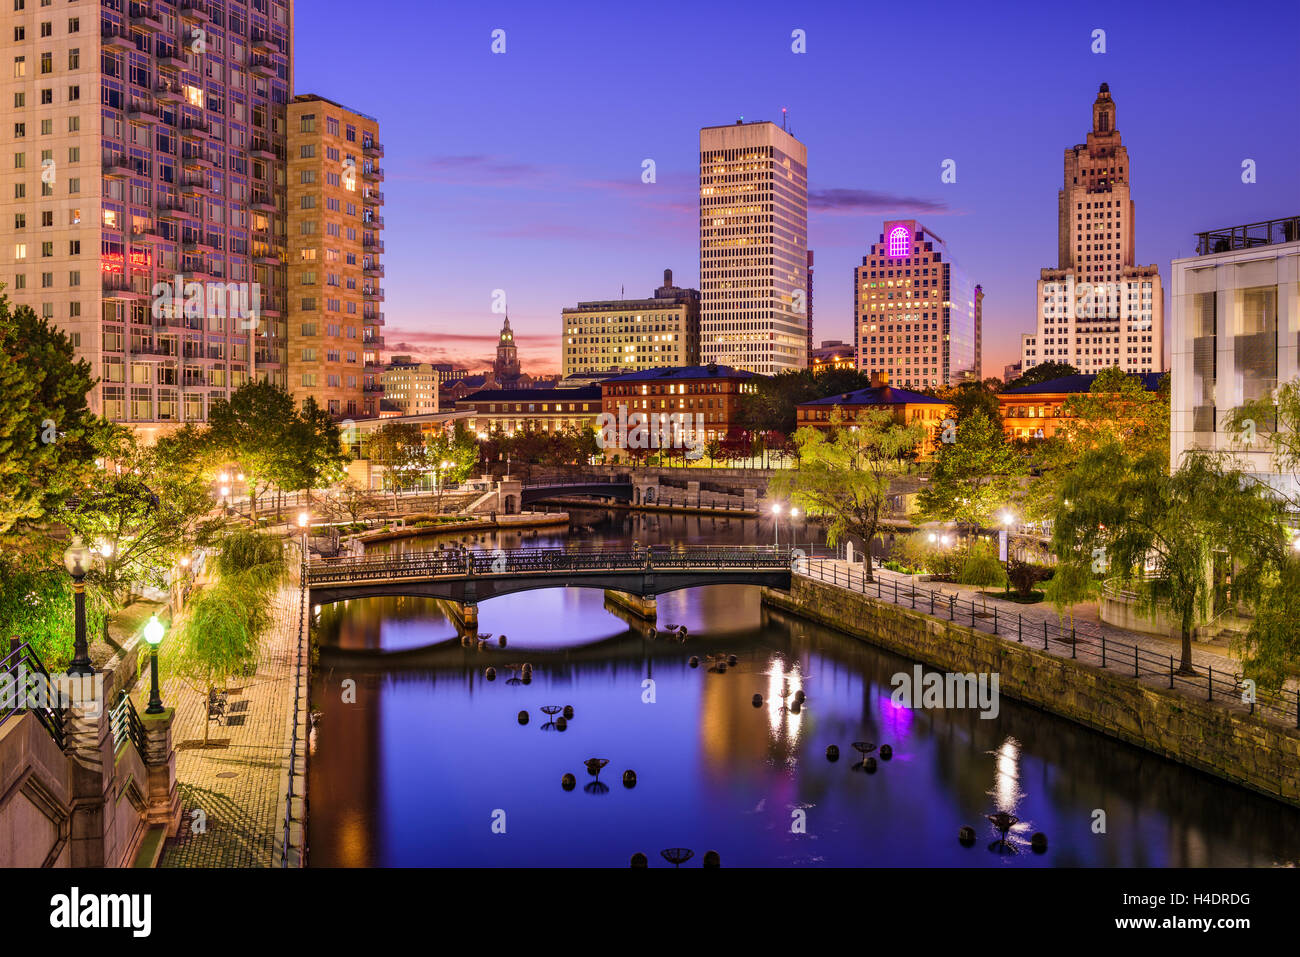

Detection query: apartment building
xmin=0 ymin=0 xmax=293 ymax=441
xmin=285 ymin=93 xmax=382 ymax=419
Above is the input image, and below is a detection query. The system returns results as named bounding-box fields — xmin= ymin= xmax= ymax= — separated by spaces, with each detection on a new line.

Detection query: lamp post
xmin=297 ymin=511 xmax=309 ymax=566
xmin=62 ymin=536 xmax=94 ymax=677
xmin=999 ymin=510 xmax=1015 ymax=594
xmin=144 ymin=615 xmax=165 ymax=714
xmin=771 ymin=503 xmax=782 ymax=548
xmin=789 ymin=507 xmax=799 ymax=551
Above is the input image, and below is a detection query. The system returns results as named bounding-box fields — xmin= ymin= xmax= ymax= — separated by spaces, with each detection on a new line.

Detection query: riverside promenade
xmin=133 ymin=566 xmax=308 ymax=867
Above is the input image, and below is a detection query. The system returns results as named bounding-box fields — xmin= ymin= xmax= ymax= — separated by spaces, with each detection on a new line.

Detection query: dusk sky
xmin=295 ymin=0 xmax=1300 ymax=378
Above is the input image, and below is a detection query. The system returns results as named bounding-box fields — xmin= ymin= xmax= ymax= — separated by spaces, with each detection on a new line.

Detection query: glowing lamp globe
xmin=63 ymin=536 xmax=93 ymax=578
xmin=144 ymin=616 xmax=164 ymax=646
xmin=297 ymin=512 xmax=310 ymax=529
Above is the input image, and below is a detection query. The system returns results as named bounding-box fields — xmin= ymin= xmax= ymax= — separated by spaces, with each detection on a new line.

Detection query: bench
xmin=207 ymin=688 xmax=228 ymax=725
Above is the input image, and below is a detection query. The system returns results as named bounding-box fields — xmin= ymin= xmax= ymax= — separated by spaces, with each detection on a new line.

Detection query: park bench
xmin=207 ymin=688 xmax=228 ymax=725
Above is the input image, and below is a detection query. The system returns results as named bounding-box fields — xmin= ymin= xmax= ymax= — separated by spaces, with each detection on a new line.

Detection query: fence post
xmin=1101 ymin=634 xmax=1106 ymax=667
xmin=1134 ymin=644 xmax=1139 ymax=678
xmin=1208 ymin=666 xmax=1213 ymax=702
xmin=1295 ymin=690 xmax=1299 ymax=730
xmin=1017 ymin=614 xmax=1022 ymax=643
xmin=993 ymin=607 xmax=998 ymax=635
xmin=1169 ymin=655 xmax=1174 ymax=688
xmin=894 ymin=580 xmax=898 ymax=604
xmin=971 ymin=603 xmax=976 ymax=629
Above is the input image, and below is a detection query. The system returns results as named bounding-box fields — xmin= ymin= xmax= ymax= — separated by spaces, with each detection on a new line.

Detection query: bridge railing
xmin=307 ymin=545 xmax=798 ymax=585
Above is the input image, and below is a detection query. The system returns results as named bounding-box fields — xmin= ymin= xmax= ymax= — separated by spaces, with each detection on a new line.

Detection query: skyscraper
xmin=0 ymin=0 xmax=293 ymax=441
xmin=1020 ymin=83 xmax=1163 ymax=374
xmin=699 ymin=120 xmax=808 ymax=374
xmin=854 ymin=220 xmax=978 ymax=389
xmin=286 ymin=94 xmax=384 ymax=419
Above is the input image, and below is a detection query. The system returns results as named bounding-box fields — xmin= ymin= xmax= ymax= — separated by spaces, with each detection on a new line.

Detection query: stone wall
xmin=762 ymin=575 xmax=1300 ymax=808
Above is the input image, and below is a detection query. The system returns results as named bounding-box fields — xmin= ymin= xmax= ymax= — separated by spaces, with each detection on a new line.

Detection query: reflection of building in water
xmin=307 ymin=668 xmax=382 ymax=868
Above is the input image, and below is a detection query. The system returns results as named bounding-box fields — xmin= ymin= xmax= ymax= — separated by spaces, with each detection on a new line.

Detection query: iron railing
xmin=307 ymin=544 xmax=799 ymax=585
xmin=799 ymin=559 xmax=1300 ymax=728
xmin=109 ymin=690 xmax=148 ymax=761
xmin=0 ymin=639 xmax=67 ymax=749
xmin=282 ymin=543 xmax=308 ymax=867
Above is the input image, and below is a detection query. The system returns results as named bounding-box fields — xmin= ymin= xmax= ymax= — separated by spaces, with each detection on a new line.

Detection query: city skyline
xmin=294 ymin=0 xmax=1300 ymax=378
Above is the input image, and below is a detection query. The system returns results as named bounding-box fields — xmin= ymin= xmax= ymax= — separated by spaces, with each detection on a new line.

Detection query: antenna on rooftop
xmin=782 ymin=107 xmax=788 ymax=131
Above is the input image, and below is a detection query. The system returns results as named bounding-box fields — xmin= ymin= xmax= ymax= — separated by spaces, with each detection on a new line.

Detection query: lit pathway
xmin=800 ymin=558 xmax=1299 ymax=728
xmin=134 ymin=573 xmax=305 ymax=868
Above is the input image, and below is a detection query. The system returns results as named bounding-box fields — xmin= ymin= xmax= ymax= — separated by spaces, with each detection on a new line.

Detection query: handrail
xmin=306 ymin=545 xmax=798 ymax=585
xmin=0 ymin=639 xmax=68 ymax=749
xmin=282 ymin=542 xmax=307 ymax=867
xmin=798 ymin=559 xmax=1300 ymax=728
xmin=109 ymin=690 xmax=148 ymax=761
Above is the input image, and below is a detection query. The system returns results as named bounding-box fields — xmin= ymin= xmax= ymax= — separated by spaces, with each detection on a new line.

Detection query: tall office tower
xmin=699 ymin=119 xmax=807 ymax=374
xmin=854 ymin=220 xmax=977 ymax=389
xmin=561 ymin=269 xmax=700 ymax=376
xmin=805 ymin=250 xmax=814 ymax=368
xmin=1170 ymin=215 xmax=1299 ymax=499
xmin=974 ymin=283 xmax=984 ymax=379
xmin=286 ymin=94 xmax=383 ymax=419
xmin=1020 ymin=83 xmax=1163 ymax=374
xmin=0 ymin=0 xmax=293 ymax=442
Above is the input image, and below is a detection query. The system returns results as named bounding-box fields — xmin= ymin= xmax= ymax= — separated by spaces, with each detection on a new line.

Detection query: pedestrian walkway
xmin=801 ymin=558 xmax=1299 ymax=728
xmin=133 ymin=573 xmax=305 ymax=867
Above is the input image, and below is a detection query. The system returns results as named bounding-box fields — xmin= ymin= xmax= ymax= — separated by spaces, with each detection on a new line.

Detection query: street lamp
xmin=999 ymin=510 xmax=1015 ymax=594
xmin=143 ymin=615 xmax=165 ymax=714
xmin=62 ymin=536 xmax=94 ymax=677
xmin=771 ymin=503 xmax=782 ymax=547
xmin=297 ymin=511 xmax=310 ymax=565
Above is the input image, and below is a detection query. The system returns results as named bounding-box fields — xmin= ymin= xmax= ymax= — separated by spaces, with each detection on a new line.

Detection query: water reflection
xmin=306 ymin=510 xmax=1300 ymax=867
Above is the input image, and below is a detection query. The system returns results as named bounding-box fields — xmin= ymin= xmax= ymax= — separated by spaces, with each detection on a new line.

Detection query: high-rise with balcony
xmin=1020 ymin=83 xmax=1163 ymax=375
xmin=699 ymin=120 xmax=808 ymax=375
xmin=0 ymin=0 xmax=293 ymax=441
xmin=286 ymin=94 xmax=383 ymax=419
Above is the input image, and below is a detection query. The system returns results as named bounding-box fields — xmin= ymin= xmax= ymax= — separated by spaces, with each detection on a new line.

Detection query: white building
xmin=699 ymin=120 xmax=808 ymax=374
xmin=1170 ymin=215 xmax=1300 ymax=503
xmin=1021 ymin=83 xmax=1163 ymax=376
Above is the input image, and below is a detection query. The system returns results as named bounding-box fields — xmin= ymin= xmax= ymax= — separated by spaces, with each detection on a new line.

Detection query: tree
xmin=916 ymin=410 xmax=1025 ymax=530
xmin=936 ymin=378 xmax=1004 ymax=427
xmin=207 ymin=381 xmax=298 ymax=522
xmin=1225 ymin=376 xmax=1300 ymax=510
xmin=0 ymin=297 xmax=102 ymax=544
xmin=1054 ymin=448 xmax=1286 ymax=673
xmin=273 ymin=397 xmax=348 ymax=512
xmin=957 ymin=538 xmax=1006 ymax=608
xmin=1232 ymin=559 xmax=1300 ymax=694
xmin=736 ymin=368 xmax=874 ymax=436
xmin=366 ymin=422 xmax=430 ymax=508
xmin=426 ymin=428 xmax=479 ymax=510
xmin=770 ymin=408 xmax=926 ymax=582
xmin=1005 ymin=362 xmax=1078 ymax=390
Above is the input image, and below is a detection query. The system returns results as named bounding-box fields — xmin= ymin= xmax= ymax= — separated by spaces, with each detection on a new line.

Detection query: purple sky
xmin=295 ymin=0 xmax=1300 ymax=377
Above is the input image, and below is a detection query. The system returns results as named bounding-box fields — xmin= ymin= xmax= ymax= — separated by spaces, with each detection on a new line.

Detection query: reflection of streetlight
xmin=63 ymin=536 xmax=94 ymax=677
xmin=144 ymin=616 xmax=165 ymax=714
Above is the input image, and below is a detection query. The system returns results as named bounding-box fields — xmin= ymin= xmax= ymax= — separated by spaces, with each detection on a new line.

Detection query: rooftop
xmin=457 ymin=386 xmax=602 ymax=403
xmin=1002 ymin=372 xmax=1166 ymax=396
xmin=605 ymin=365 xmax=757 ymax=383
xmin=801 ymin=385 xmax=946 ymax=407
xmin=1193 ymin=215 xmax=1300 ymax=257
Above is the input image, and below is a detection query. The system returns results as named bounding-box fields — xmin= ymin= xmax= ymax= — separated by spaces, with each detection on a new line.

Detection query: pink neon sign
xmin=887 ymin=225 xmax=910 ymax=258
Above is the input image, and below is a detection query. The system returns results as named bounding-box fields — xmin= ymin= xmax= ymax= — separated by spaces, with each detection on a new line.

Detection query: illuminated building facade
xmin=0 ymin=0 xmax=293 ymax=439
xmin=854 ymin=219 xmax=978 ymax=389
xmin=699 ymin=120 xmax=808 ymax=374
xmin=381 ymin=355 xmax=439 ymax=416
xmin=1021 ymin=83 xmax=1163 ymax=375
xmin=561 ymin=269 xmax=700 ymax=376
xmin=286 ymin=93 xmax=383 ymax=418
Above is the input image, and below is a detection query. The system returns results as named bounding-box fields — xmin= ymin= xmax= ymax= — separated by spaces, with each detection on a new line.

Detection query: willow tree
xmin=770 ymin=407 xmax=925 ymax=582
xmin=1054 ymin=447 xmax=1285 ymax=674
xmin=915 ymin=409 xmax=1024 ymax=531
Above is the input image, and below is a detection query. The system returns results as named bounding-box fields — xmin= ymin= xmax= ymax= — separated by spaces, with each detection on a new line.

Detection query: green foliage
xmin=916 ymin=410 xmax=1025 ymax=529
xmin=1054 ymin=447 xmax=1287 ymax=672
xmin=213 ymin=529 xmax=287 ymax=599
xmin=0 ymin=295 xmax=102 ymax=544
xmin=1225 ymin=376 xmax=1300 ymax=511
xmin=275 ymin=397 xmax=348 ymax=498
xmin=1232 ymin=560 xmax=1300 ymax=694
xmin=1005 ymin=362 xmax=1078 ymax=390
xmin=771 ymin=407 xmax=925 ymax=582
xmin=366 ymin=422 xmax=430 ymax=505
xmin=936 ymin=378 xmax=1004 ymax=427
xmin=957 ymin=538 xmax=1006 ymax=592
xmin=1041 ymin=559 xmax=1101 ymax=630
xmin=0 ymin=555 xmax=108 ymax=670
xmin=207 ymin=381 xmax=298 ymax=520
xmin=736 ymin=368 xmax=875 ymax=436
